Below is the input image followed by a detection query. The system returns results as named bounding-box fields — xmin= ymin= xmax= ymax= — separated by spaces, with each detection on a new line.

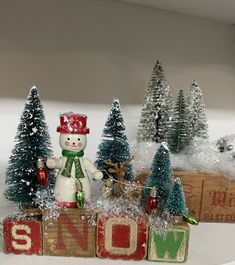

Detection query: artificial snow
xmin=131 ymin=141 xmax=160 ymax=172
xmin=131 ymin=138 xmax=235 ymax=178
xmin=32 ymin=127 xmax=38 ymax=133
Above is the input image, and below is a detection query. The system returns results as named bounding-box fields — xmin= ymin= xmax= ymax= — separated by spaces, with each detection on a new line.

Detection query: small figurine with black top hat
xmin=46 ymin=112 xmax=103 ymax=208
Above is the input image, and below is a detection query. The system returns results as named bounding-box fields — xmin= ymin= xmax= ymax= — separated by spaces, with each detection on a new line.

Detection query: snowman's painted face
xmin=59 ymin=133 xmax=87 ymax=152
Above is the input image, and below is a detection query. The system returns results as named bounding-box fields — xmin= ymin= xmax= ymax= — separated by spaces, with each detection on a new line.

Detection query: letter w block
xmin=42 ymin=208 xmax=96 ymax=257
xmin=148 ymin=223 xmax=189 ymax=263
xmin=3 ymin=217 xmax=42 ymax=255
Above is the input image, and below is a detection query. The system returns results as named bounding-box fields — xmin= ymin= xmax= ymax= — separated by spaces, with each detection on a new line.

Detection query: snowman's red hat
xmin=57 ymin=112 xmax=90 ymax=134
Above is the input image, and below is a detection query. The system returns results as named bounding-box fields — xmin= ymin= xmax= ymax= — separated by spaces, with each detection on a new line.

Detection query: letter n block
xmin=148 ymin=223 xmax=189 ymax=263
xmin=42 ymin=208 xmax=96 ymax=257
xmin=3 ymin=217 xmax=42 ymax=255
xmin=96 ymin=214 xmax=148 ymax=260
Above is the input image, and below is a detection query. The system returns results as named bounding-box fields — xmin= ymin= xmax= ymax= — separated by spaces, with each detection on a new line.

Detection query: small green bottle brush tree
xmin=95 ymin=98 xmax=134 ymax=180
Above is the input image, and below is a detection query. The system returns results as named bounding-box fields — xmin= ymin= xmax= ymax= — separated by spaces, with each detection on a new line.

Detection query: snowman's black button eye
xmin=67 ymin=137 xmax=70 ymax=141
xmin=78 ymin=138 xmax=80 ymax=141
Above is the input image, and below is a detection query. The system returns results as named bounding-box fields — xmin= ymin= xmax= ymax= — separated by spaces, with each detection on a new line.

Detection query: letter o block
xmin=96 ymin=214 xmax=148 ymax=260
xmin=3 ymin=217 xmax=42 ymax=255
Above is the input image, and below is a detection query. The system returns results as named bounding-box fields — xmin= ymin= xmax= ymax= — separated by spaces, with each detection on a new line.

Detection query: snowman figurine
xmin=46 ymin=112 xmax=103 ymax=208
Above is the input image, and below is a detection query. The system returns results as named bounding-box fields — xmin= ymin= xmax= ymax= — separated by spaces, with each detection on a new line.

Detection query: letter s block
xmin=148 ymin=223 xmax=189 ymax=263
xmin=3 ymin=217 xmax=42 ymax=255
xmin=96 ymin=214 xmax=148 ymax=260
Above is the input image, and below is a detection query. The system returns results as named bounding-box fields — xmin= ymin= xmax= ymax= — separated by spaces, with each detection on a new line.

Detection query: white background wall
xmin=0 ymin=0 xmax=234 ymax=109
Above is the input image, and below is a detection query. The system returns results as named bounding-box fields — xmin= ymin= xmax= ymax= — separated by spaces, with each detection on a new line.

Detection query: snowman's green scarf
xmin=61 ymin=150 xmax=85 ymax=178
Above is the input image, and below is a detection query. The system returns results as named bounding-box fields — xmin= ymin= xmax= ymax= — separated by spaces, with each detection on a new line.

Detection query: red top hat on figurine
xmin=57 ymin=112 xmax=90 ymax=134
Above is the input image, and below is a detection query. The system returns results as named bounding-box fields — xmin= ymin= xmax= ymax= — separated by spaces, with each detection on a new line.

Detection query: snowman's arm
xmin=46 ymin=157 xmax=63 ymax=170
xmin=84 ymin=159 xmax=103 ymax=180
xmin=54 ymin=157 xmax=63 ymax=170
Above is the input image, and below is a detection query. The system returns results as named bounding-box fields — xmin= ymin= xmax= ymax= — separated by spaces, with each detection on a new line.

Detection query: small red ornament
xmin=146 ymin=187 xmax=158 ymax=215
xmin=36 ymin=158 xmax=48 ymax=188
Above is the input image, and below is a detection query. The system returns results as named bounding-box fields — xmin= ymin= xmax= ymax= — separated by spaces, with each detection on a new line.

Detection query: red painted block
xmin=3 ymin=217 xmax=42 ymax=255
xmin=96 ymin=214 xmax=148 ymax=260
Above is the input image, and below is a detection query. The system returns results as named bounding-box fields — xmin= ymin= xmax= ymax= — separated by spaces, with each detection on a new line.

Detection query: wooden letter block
xmin=42 ymin=208 xmax=96 ymax=257
xmin=96 ymin=214 xmax=148 ymax=260
xmin=148 ymin=223 xmax=189 ymax=263
xmin=3 ymin=217 xmax=42 ymax=255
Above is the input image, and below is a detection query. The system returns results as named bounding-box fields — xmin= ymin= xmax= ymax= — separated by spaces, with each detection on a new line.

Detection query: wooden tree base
xmin=42 ymin=208 xmax=96 ymax=257
xmin=148 ymin=222 xmax=189 ymax=263
xmin=19 ymin=206 xmax=42 ymax=217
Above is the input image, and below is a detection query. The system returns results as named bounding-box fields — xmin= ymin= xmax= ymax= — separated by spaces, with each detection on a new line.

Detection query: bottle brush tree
xmin=167 ymin=89 xmax=190 ymax=154
xmin=143 ymin=143 xmax=173 ymax=209
xmin=5 ymin=86 xmax=55 ymax=206
xmin=186 ymin=80 xmax=208 ymax=140
xmin=166 ymin=178 xmax=188 ymax=216
xmin=95 ymin=98 xmax=133 ymax=180
xmin=137 ymin=60 xmax=173 ymax=143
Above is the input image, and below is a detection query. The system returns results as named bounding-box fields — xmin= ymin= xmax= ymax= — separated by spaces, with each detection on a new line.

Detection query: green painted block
xmin=148 ymin=223 xmax=189 ymax=263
